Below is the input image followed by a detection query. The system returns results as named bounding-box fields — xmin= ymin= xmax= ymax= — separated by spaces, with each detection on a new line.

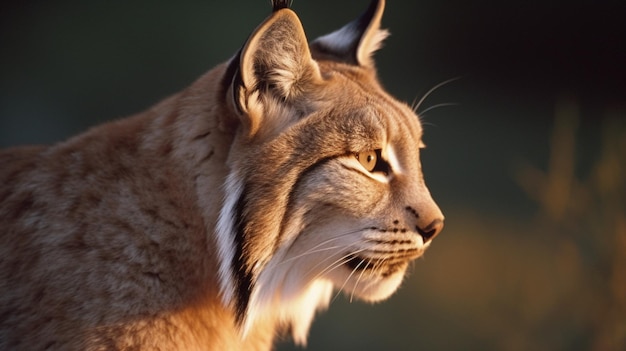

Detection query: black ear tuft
xmin=272 ymin=0 xmax=292 ymax=12
xmin=310 ymin=0 xmax=387 ymax=67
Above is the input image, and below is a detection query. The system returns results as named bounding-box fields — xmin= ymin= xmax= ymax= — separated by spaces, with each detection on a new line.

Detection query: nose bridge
xmin=388 ymin=138 xmax=444 ymax=242
xmin=401 ymin=181 xmax=444 ymax=243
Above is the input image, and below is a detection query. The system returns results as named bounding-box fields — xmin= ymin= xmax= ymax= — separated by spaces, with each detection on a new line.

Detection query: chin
xmin=329 ymin=261 xmax=410 ymax=303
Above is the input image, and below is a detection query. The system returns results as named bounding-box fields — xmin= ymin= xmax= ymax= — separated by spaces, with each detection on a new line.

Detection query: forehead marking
xmin=330 ymin=68 xmax=422 ymax=176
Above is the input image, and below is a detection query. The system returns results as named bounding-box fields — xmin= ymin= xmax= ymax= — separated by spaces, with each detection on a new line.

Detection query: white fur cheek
xmin=288 ymin=280 xmax=334 ymax=345
xmin=356 ymin=271 xmax=405 ymax=303
xmin=215 ymin=171 xmax=244 ymax=307
xmin=242 ymin=215 xmax=338 ymax=344
xmin=245 ymin=261 xmax=333 ymax=345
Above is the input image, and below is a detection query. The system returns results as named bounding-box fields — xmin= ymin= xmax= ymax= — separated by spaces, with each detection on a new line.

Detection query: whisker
xmin=413 ymin=77 xmax=461 ymax=114
xmin=349 ymin=260 xmax=369 ymax=303
xmin=333 ymin=258 xmax=365 ymax=303
xmin=303 ymin=250 xmax=344 ymax=278
xmin=277 ymin=227 xmax=369 ymax=269
xmin=358 ymin=258 xmax=388 ymax=293
xmin=304 ymin=250 xmax=349 ymax=279
xmin=277 ymin=244 xmax=343 ymax=266
xmin=410 ymin=94 xmax=421 ymax=113
xmin=310 ymin=248 xmax=368 ymax=282
xmin=278 ymin=228 xmax=365 ymax=266
xmin=418 ymin=102 xmax=459 ymax=116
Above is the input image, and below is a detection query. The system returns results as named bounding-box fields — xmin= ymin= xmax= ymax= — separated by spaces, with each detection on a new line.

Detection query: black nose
xmin=415 ymin=218 xmax=444 ymax=243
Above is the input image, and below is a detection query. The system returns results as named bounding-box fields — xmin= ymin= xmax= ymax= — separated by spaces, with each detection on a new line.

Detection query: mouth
xmin=345 ymin=254 xmax=412 ymax=278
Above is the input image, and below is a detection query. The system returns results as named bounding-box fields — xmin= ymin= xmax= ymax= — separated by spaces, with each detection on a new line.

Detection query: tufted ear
xmin=231 ymin=6 xmax=321 ymax=137
xmin=310 ymin=0 xmax=388 ymax=67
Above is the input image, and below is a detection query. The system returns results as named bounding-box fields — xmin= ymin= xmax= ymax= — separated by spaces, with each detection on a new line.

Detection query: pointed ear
xmin=310 ymin=0 xmax=388 ymax=67
xmin=232 ymin=8 xmax=321 ymax=137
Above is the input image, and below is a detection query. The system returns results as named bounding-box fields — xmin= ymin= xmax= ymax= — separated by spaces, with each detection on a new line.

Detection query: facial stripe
xmin=232 ymin=190 xmax=255 ymax=323
xmin=274 ymin=156 xmax=335 ymax=250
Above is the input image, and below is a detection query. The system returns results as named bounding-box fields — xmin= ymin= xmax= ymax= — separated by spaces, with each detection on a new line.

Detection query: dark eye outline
xmin=354 ymin=149 xmax=390 ymax=175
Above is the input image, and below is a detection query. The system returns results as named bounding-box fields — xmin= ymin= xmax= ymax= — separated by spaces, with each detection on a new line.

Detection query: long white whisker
xmin=314 ymin=250 xmax=363 ymax=279
xmin=311 ymin=248 xmax=369 ymax=282
xmin=413 ymin=77 xmax=461 ymax=114
xmin=303 ymin=250 xmax=343 ymax=278
xmin=277 ymin=228 xmax=365 ymax=266
xmin=358 ymin=272 xmax=380 ymax=293
xmin=418 ymin=102 xmax=459 ymax=116
xmin=277 ymin=245 xmax=343 ymax=266
xmin=333 ymin=258 xmax=365 ymax=303
xmin=350 ymin=261 xmax=370 ymax=303
xmin=304 ymin=249 xmax=349 ymax=279
xmin=410 ymin=94 xmax=421 ymax=112
xmin=365 ymin=258 xmax=392 ymax=293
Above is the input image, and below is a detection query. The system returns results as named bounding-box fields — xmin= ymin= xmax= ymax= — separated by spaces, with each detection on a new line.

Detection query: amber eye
xmin=355 ymin=150 xmax=378 ymax=172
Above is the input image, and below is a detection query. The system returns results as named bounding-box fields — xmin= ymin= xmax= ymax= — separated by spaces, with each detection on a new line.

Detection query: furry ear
xmin=232 ymin=7 xmax=321 ymax=137
xmin=310 ymin=0 xmax=388 ymax=67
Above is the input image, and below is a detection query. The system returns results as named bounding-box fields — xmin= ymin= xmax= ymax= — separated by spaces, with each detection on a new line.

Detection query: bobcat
xmin=0 ymin=0 xmax=444 ymax=349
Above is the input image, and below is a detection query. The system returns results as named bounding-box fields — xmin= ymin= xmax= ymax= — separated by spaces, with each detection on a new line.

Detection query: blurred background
xmin=1 ymin=0 xmax=624 ymax=349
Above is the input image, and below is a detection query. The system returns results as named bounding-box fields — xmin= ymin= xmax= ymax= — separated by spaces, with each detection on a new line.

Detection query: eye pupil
xmin=356 ymin=150 xmax=378 ymax=172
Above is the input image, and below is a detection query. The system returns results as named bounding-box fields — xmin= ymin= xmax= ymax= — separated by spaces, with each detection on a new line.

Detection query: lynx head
xmin=216 ymin=0 xmax=444 ymax=343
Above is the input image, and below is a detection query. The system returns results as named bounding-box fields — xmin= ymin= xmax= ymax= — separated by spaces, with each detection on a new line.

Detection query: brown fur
xmin=0 ymin=1 xmax=444 ymax=349
xmin=0 ymin=64 xmax=273 ymax=350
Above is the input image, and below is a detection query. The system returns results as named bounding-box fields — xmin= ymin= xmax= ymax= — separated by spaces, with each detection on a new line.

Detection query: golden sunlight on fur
xmin=0 ymin=1 xmax=444 ymax=349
